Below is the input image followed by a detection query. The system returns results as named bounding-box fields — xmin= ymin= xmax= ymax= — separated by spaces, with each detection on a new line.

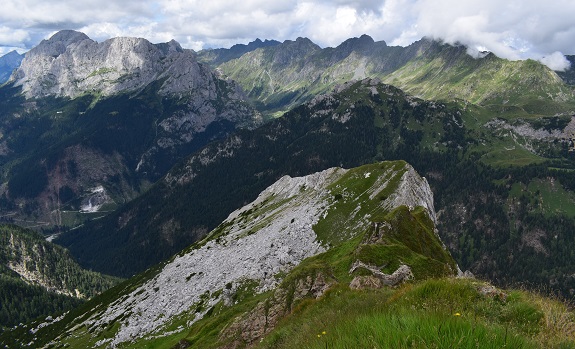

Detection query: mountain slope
xmin=0 ymin=30 xmax=260 ymax=228
xmin=211 ymin=35 xmax=574 ymax=116
xmin=0 ymin=224 xmax=120 ymax=328
xmin=385 ymin=44 xmax=574 ymax=114
xmin=4 ymin=160 xmax=459 ymax=348
xmin=0 ymin=50 xmax=23 ymax=84
xmin=6 ymin=162 xmax=575 ymax=349
xmin=252 ymin=277 xmax=574 ymax=349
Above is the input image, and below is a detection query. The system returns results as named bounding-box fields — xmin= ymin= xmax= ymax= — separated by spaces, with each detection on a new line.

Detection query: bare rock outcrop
xmin=349 ymin=262 xmax=414 ymax=289
xmin=10 ymin=30 xmax=218 ymax=99
xmin=220 ymin=272 xmax=335 ymax=348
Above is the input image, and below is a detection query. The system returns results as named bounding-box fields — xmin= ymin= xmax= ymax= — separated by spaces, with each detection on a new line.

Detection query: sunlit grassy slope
xmin=214 ymin=37 xmax=575 ymax=118
xmin=257 ymin=278 xmax=575 ymax=349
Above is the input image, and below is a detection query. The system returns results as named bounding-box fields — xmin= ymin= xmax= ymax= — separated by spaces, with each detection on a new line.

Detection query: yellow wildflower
xmin=454 ymin=312 xmax=461 ymax=316
xmin=322 ymin=331 xmax=327 ymax=335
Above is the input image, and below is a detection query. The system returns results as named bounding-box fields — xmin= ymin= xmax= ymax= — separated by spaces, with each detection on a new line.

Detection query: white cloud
xmin=539 ymin=52 xmax=571 ymax=71
xmin=0 ymin=0 xmax=574 ymax=71
xmin=0 ymin=26 xmax=30 ymax=48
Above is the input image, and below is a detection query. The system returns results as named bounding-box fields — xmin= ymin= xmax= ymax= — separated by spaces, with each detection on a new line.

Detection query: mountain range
xmin=1 ymin=29 xmax=575 ymax=348
xmin=198 ymin=34 xmax=575 ymax=116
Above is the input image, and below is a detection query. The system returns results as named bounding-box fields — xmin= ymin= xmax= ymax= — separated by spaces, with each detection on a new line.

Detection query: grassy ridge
xmin=257 ymin=278 xmax=575 ymax=349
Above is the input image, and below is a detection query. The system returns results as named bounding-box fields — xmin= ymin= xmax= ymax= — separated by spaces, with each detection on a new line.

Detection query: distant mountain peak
xmin=197 ymin=38 xmax=281 ymax=66
xmin=24 ymin=30 xmax=92 ymax=61
xmin=337 ymin=34 xmax=378 ymax=48
xmin=153 ymin=38 xmax=184 ymax=55
xmin=293 ymin=36 xmax=317 ymax=46
xmin=1 ymin=50 xmax=23 ymax=60
xmin=8 ymin=31 xmax=220 ymax=99
xmin=0 ymin=50 xmax=24 ymax=83
xmin=283 ymin=36 xmax=321 ymax=52
xmin=46 ymin=29 xmax=90 ymax=44
xmin=236 ymin=38 xmax=281 ymax=50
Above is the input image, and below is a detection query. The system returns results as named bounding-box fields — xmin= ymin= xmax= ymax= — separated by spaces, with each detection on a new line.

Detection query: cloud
xmin=1 ymin=0 xmax=574 ymax=71
xmin=407 ymin=0 xmax=575 ymax=67
xmin=0 ymin=26 xmax=30 ymax=48
xmin=539 ymin=52 xmax=571 ymax=71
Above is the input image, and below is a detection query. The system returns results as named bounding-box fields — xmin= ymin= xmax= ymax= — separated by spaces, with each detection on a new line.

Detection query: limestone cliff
xmin=11 ymin=30 xmax=227 ymax=100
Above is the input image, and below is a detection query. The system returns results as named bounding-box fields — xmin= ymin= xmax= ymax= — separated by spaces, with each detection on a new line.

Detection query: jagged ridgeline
xmin=2 ymin=161 xmax=458 ymax=348
xmin=199 ymin=35 xmax=575 ymax=115
xmin=0 ymin=224 xmax=121 ymax=328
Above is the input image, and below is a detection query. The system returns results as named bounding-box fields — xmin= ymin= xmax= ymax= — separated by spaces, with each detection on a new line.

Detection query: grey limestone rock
xmin=10 ymin=30 xmax=242 ymax=102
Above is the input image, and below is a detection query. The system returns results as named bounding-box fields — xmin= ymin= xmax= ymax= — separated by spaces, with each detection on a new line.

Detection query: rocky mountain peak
xmin=234 ymin=38 xmax=281 ymax=51
xmin=28 ymin=30 xmax=92 ymax=58
xmin=154 ymin=39 xmax=184 ymax=55
xmin=336 ymin=34 xmax=379 ymax=52
xmin=8 ymin=31 xmax=222 ymax=99
xmin=292 ymin=36 xmax=320 ymax=49
xmin=0 ymin=50 xmax=24 ymax=65
xmin=47 ymin=29 xmax=90 ymax=42
xmin=196 ymin=38 xmax=281 ymax=66
xmin=263 ymin=37 xmax=320 ymax=66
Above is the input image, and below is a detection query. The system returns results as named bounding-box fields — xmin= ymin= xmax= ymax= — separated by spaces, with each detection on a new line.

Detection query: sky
xmin=1 ymin=0 xmax=574 ymax=70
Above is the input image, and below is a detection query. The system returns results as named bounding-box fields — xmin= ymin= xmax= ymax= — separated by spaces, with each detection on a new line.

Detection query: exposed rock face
xmin=10 ymin=30 xmax=246 ymax=102
xmin=6 ymin=231 xmax=80 ymax=297
xmin=349 ymin=262 xmax=414 ymax=288
xmin=484 ymin=116 xmax=575 ymax=154
xmin=220 ymin=272 xmax=335 ymax=348
xmin=385 ymin=166 xmax=437 ymax=223
xmin=10 ymin=29 xmax=261 ymax=152
xmin=76 ymin=161 xmax=437 ymax=347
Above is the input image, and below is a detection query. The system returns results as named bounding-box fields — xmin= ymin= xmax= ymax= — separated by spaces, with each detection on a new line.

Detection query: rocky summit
xmin=10 ymin=30 xmax=211 ymax=99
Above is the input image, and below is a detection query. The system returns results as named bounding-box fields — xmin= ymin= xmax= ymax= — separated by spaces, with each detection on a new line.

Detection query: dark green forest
xmin=0 ymin=224 xmax=121 ymax=328
xmin=0 ymin=275 xmax=82 ymax=328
